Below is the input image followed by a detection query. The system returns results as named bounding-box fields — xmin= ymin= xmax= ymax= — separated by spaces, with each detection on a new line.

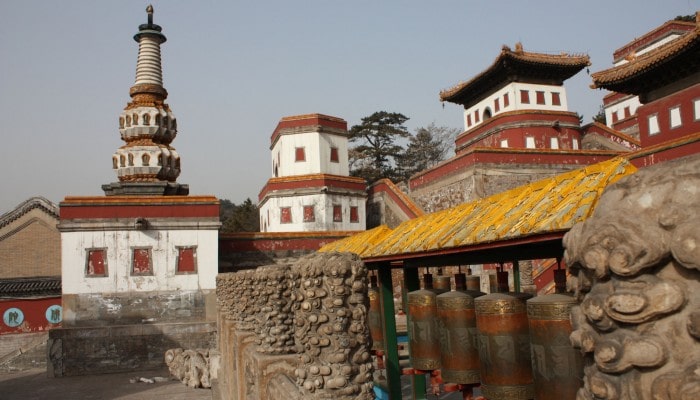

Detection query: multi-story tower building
xmin=600 ymin=18 xmax=696 ymax=139
xmin=592 ymin=13 xmax=700 ymax=166
xmin=404 ymin=44 xmax=618 ymax=213
xmin=52 ymin=7 xmax=219 ymax=376
xmin=258 ymin=114 xmax=367 ymax=232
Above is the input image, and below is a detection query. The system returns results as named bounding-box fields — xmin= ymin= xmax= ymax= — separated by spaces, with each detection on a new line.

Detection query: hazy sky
xmin=1 ymin=1 xmax=698 ymax=213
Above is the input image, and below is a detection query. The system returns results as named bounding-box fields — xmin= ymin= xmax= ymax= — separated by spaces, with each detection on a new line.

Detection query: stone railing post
xmin=563 ymin=154 xmax=700 ymax=399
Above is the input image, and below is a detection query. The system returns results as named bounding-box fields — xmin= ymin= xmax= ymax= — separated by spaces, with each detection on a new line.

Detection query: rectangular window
xmin=280 ymin=207 xmax=292 ymax=223
xmin=648 ymin=114 xmax=660 ymax=135
xmin=474 ymin=110 xmax=480 ymax=123
xmin=520 ymin=90 xmax=530 ymax=104
xmin=86 ymin=249 xmax=107 ymax=277
xmin=132 ymin=248 xmax=152 ymax=275
xmin=670 ymin=106 xmax=682 ymax=128
xmin=176 ymin=247 xmax=197 ymax=274
xmin=573 ymin=138 xmax=579 ymax=150
xmin=500 ymin=139 xmax=509 ymax=148
xmin=303 ymin=205 xmax=315 ymax=222
xmin=330 ymin=147 xmax=339 ymax=163
xmin=503 ymin=93 xmax=510 ymax=107
xmin=525 ymin=137 xmax=535 ymax=149
xmin=612 ymin=110 xmax=619 ymax=123
xmin=350 ymin=206 xmax=359 ymax=223
xmin=494 ymin=98 xmax=500 ymax=112
xmin=466 ymin=113 xmax=472 ymax=127
xmin=551 ymin=92 xmax=561 ymax=106
xmin=536 ymin=91 xmax=545 ymax=105
xmin=550 ymin=137 xmax=559 ymax=149
xmin=333 ymin=205 xmax=342 ymax=222
xmin=624 ymin=106 xmax=631 ymax=118
xmin=295 ymin=147 xmax=306 ymax=162
xmin=694 ymin=99 xmax=700 ymax=121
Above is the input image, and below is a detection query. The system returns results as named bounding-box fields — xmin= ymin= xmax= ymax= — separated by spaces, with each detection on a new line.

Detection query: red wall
xmin=455 ymin=111 xmax=582 ymax=153
xmin=0 ymin=297 xmax=61 ymax=335
xmin=638 ymin=84 xmax=700 ymax=147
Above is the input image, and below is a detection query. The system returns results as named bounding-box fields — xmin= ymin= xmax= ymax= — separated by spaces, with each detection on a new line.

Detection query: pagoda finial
xmin=147 ymin=4 xmax=154 ymax=25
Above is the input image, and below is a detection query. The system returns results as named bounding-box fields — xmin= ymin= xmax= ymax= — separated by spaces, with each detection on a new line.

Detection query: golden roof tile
xmin=319 ymin=157 xmax=636 ymax=259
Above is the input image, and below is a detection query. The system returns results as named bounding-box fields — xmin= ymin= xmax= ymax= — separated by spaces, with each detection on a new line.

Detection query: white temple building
xmin=258 ymin=114 xmax=367 ymax=233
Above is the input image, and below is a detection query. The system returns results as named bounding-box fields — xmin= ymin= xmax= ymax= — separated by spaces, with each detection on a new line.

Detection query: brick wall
xmin=0 ymin=209 xmax=60 ymax=278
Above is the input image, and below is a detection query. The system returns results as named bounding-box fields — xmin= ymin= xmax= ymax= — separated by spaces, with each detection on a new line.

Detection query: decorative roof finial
xmin=147 ymin=4 xmax=154 ymax=25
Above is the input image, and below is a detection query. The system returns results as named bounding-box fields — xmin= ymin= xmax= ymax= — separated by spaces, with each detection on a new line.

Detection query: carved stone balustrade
xmin=564 ymin=154 xmax=700 ymax=400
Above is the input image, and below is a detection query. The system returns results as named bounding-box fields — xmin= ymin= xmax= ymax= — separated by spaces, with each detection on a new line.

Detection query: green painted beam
xmin=403 ymin=268 xmax=428 ymax=400
xmin=378 ymin=266 xmax=402 ymax=400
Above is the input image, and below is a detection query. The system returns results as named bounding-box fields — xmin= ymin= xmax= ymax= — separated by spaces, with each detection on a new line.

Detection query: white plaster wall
xmin=260 ymin=193 xmax=365 ymax=232
xmin=272 ymin=132 xmax=321 ymax=177
xmin=605 ymin=96 xmax=642 ymax=128
xmin=318 ymin=133 xmax=349 ymax=176
xmin=463 ymin=82 xmax=569 ymax=131
xmin=61 ymin=228 xmax=218 ymax=295
xmin=272 ymin=132 xmax=350 ymax=177
xmin=614 ymin=33 xmax=685 ymax=66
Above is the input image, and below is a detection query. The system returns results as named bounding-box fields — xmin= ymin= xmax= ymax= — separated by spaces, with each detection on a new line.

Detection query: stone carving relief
xmin=254 ymin=264 xmax=297 ymax=355
xmin=217 ymin=253 xmax=375 ymax=399
xmin=563 ymin=154 xmax=700 ymax=400
xmin=164 ymin=348 xmax=211 ymax=389
xmin=217 ymin=269 xmax=261 ymax=330
xmin=292 ymin=252 xmax=375 ymax=399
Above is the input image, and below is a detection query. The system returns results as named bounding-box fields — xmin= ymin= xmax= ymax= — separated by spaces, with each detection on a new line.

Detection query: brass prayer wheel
xmin=407 ymin=278 xmax=441 ymax=371
xmin=475 ymin=293 xmax=534 ymax=400
xmin=466 ymin=275 xmax=481 ymax=292
xmin=527 ymin=294 xmax=583 ymax=400
xmin=436 ymin=290 xmax=480 ymax=384
xmin=368 ymin=276 xmax=384 ymax=352
xmin=433 ymin=275 xmax=451 ymax=294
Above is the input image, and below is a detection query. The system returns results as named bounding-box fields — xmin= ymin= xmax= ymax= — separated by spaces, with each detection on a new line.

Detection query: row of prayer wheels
xmin=370 ymin=271 xmax=583 ymax=400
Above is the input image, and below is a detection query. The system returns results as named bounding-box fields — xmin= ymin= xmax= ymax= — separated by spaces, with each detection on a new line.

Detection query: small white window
xmin=572 ymin=138 xmax=579 ymax=150
xmin=648 ymin=114 xmax=660 ymax=136
xmin=550 ymin=137 xmax=559 ymax=149
xmin=694 ymin=99 xmax=700 ymax=121
xmin=669 ymin=106 xmax=682 ymax=128
xmin=525 ymin=137 xmax=535 ymax=149
xmin=500 ymin=139 xmax=509 ymax=148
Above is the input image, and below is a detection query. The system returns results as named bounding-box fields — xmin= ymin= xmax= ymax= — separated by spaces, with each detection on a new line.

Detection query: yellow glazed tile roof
xmin=319 ymin=157 xmax=636 ymax=259
xmin=318 ymin=225 xmax=393 ymax=255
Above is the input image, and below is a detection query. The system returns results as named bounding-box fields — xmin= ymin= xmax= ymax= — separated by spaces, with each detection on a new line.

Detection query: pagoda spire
xmin=103 ymin=5 xmax=188 ymax=196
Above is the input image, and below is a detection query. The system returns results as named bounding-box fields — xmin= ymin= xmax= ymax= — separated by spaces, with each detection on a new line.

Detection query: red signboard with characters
xmin=0 ymin=297 xmax=62 ymax=335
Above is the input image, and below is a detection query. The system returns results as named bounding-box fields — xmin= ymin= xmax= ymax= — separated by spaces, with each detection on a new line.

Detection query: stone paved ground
xmin=0 ymin=368 xmax=216 ymax=400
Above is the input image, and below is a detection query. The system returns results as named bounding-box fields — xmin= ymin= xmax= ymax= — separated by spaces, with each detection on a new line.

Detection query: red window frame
xmin=280 ymin=207 xmax=292 ymax=223
xmin=176 ymin=247 xmax=197 ymax=274
xmin=520 ymin=90 xmax=530 ymax=104
xmin=350 ymin=206 xmax=359 ymax=223
xmin=330 ymin=147 xmax=339 ymax=163
xmin=494 ymin=98 xmax=500 ymax=112
xmin=536 ymin=91 xmax=545 ymax=105
xmin=86 ymin=248 xmax=107 ymax=277
xmin=474 ymin=110 xmax=480 ymax=123
xmin=132 ymin=248 xmax=153 ymax=275
xmin=295 ymin=147 xmax=306 ymax=162
xmin=551 ymin=92 xmax=561 ymax=106
xmin=466 ymin=113 xmax=472 ymax=127
xmin=303 ymin=205 xmax=315 ymax=222
xmin=503 ymin=93 xmax=510 ymax=107
xmin=333 ymin=205 xmax=342 ymax=222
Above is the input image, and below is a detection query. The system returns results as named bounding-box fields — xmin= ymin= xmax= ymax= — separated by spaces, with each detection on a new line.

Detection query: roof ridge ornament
xmin=147 ymin=4 xmax=154 ymax=25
